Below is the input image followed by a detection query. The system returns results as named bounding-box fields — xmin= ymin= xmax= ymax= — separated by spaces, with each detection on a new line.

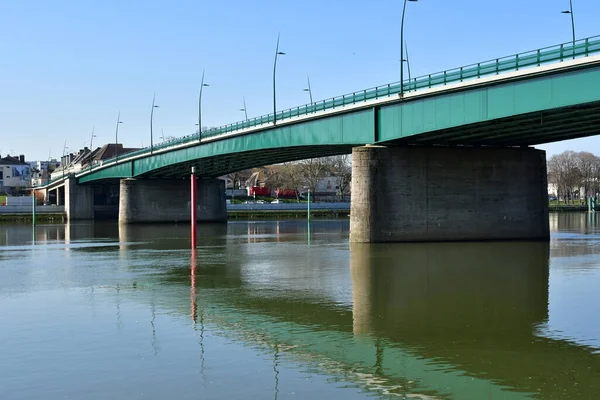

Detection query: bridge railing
xmin=82 ymin=35 xmax=600 ymax=174
xmin=404 ymin=36 xmax=600 ymax=92
xmin=33 ymin=173 xmax=75 ymax=189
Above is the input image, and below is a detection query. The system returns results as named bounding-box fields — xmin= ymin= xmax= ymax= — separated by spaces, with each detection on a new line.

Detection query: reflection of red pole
xmin=191 ymin=167 xmax=197 ymax=248
xmin=190 ymin=247 xmax=197 ymax=323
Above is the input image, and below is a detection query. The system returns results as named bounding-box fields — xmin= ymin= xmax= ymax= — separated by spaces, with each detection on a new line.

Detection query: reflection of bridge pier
xmin=64 ymin=222 xmax=96 ymax=244
xmin=349 ymin=241 xmax=600 ymax=396
xmin=351 ymin=241 xmax=549 ymax=337
xmin=118 ymin=223 xmax=228 ymax=251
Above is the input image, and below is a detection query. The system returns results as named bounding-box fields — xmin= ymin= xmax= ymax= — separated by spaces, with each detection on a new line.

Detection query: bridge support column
xmin=64 ymin=177 xmax=94 ymax=220
xmin=350 ymin=146 xmax=549 ymax=242
xmin=118 ymin=178 xmax=226 ymax=224
xmin=56 ymin=186 xmax=63 ymax=206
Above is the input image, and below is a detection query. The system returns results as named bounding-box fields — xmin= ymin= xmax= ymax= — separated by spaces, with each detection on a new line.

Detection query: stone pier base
xmin=65 ymin=178 xmax=94 ymax=220
xmin=350 ymin=146 xmax=549 ymax=242
xmin=118 ymin=178 xmax=226 ymax=224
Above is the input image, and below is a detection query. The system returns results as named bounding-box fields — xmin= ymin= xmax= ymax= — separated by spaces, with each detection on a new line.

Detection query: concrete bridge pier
xmin=350 ymin=146 xmax=549 ymax=243
xmin=55 ymin=186 xmax=64 ymax=206
xmin=118 ymin=178 xmax=227 ymax=224
xmin=65 ymin=177 xmax=94 ymax=220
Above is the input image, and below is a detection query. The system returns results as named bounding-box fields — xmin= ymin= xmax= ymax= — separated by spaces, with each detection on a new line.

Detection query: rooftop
xmin=0 ymin=155 xmax=28 ymax=166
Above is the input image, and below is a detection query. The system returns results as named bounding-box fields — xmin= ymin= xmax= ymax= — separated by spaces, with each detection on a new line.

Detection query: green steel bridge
xmin=57 ymin=35 xmax=600 ymax=185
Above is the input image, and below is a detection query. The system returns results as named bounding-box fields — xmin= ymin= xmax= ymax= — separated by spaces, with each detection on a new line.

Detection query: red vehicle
xmin=249 ymin=186 xmax=271 ymax=196
xmin=276 ymin=188 xmax=298 ymax=198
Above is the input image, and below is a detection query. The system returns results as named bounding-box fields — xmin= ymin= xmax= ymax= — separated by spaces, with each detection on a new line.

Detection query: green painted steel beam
xmin=132 ymin=111 xmax=372 ymax=178
xmin=377 ymin=66 xmax=600 ymax=143
xmin=78 ymin=161 xmax=133 ymax=184
xmin=436 ymin=104 xmax=600 ymax=145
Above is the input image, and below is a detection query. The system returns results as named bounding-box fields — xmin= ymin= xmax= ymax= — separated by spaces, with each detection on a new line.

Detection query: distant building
xmin=30 ymin=159 xmax=60 ymax=187
xmin=314 ymin=175 xmax=340 ymax=200
xmin=0 ymin=155 xmax=31 ymax=194
xmin=50 ymin=143 xmax=140 ymax=181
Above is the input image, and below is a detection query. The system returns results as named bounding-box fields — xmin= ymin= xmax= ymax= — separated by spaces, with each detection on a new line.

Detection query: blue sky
xmin=1 ymin=0 xmax=599 ymax=160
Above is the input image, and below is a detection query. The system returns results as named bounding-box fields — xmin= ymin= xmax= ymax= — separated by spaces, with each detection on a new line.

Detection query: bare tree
xmin=547 ymin=151 xmax=582 ymax=204
xmin=299 ymin=158 xmax=329 ymax=196
xmin=576 ymin=152 xmax=597 ymax=198
xmin=326 ymin=155 xmax=352 ymax=201
xmin=225 ymin=169 xmax=253 ymax=189
xmin=262 ymin=167 xmax=286 ymax=190
xmin=278 ymin=163 xmax=304 ymax=202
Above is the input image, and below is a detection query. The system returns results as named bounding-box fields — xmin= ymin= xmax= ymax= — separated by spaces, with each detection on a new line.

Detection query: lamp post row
xmin=88 ymin=2 xmax=578 ymax=157
xmin=400 ymin=0 xmax=575 ymax=95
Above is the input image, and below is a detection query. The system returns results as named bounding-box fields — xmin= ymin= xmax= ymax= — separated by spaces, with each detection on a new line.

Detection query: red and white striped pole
xmin=191 ymin=167 xmax=197 ymax=248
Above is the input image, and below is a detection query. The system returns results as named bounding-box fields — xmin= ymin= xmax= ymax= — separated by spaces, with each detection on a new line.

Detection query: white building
xmin=0 ymin=155 xmax=31 ymax=194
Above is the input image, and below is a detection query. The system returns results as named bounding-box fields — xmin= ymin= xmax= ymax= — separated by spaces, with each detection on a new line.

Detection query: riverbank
xmin=548 ymin=205 xmax=593 ymax=212
xmin=228 ymin=209 xmax=348 ymax=220
xmin=0 ymin=209 xmax=347 ymax=223
xmin=0 ymin=213 xmax=66 ymax=223
xmin=2 ymin=206 xmax=590 ymax=223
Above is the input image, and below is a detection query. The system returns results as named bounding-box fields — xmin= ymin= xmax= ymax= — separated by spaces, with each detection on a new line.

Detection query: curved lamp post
xmin=400 ymin=0 xmax=418 ymax=97
xmin=114 ymin=111 xmax=123 ymax=162
xmin=89 ymin=127 xmax=97 ymax=170
xmin=561 ymin=0 xmax=576 ymax=58
xmin=150 ymin=93 xmax=159 ymax=153
xmin=273 ymin=34 xmax=286 ymax=125
xmin=303 ymin=74 xmax=313 ymax=104
xmin=240 ymin=97 xmax=248 ymax=121
xmin=89 ymin=126 xmax=97 ymax=150
xmin=404 ymin=41 xmax=412 ymax=90
xmin=62 ymin=140 xmax=68 ymax=179
xmin=198 ymin=70 xmax=209 ymax=142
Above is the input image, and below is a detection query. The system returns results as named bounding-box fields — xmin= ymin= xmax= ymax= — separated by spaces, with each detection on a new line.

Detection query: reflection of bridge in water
xmin=27 ymin=222 xmax=600 ymax=399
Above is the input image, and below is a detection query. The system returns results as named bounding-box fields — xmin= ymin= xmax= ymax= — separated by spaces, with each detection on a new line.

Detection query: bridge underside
xmin=391 ymin=101 xmax=600 ymax=147
xmin=142 ymin=145 xmax=353 ymax=179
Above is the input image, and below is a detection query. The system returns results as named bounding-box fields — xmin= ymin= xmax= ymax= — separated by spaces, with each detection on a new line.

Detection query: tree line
xmin=547 ymin=151 xmax=600 ymax=202
xmin=225 ymin=155 xmax=352 ymax=201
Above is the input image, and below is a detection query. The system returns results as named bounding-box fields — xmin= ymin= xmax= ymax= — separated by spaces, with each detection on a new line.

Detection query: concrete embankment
xmin=549 ymin=205 xmax=593 ymax=212
xmin=0 ymin=203 xmax=351 ymax=223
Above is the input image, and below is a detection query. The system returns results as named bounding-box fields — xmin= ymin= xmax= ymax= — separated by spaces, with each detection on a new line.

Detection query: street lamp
xmin=561 ymin=0 xmax=576 ymax=58
xmin=114 ymin=111 xmax=123 ymax=162
xmin=89 ymin=126 xmax=97 ymax=150
xmin=62 ymin=140 xmax=68 ymax=179
xmin=89 ymin=126 xmax=98 ymax=170
xmin=150 ymin=93 xmax=159 ymax=154
xmin=404 ymin=41 xmax=412 ymax=90
xmin=198 ymin=69 xmax=209 ymax=142
xmin=303 ymin=74 xmax=313 ymax=104
xmin=400 ymin=0 xmax=418 ymax=97
xmin=273 ymin=33 xmax=286 ymax=125
xmin=240 ymin=97 xmax=248 ymax=121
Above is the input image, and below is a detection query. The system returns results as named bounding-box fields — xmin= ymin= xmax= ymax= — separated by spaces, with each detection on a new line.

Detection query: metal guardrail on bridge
xmin=76 ymin=35 xmax=600 ymax=175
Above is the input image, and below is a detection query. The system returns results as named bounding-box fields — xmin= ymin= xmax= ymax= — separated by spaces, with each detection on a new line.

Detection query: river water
xmin=1 ymin=214 xmax=599 ymax=399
